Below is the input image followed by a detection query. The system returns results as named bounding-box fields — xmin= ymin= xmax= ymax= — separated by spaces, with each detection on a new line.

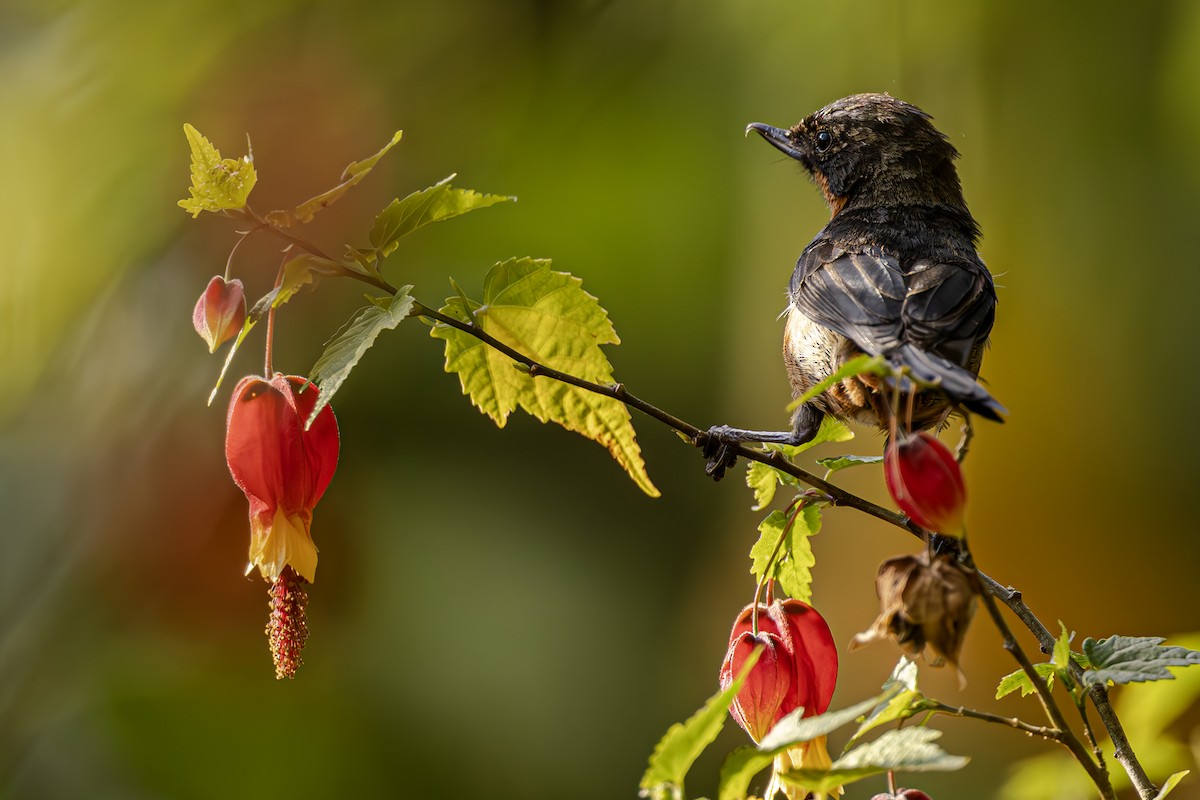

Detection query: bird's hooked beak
xmin=746 ymin=122 xmax=805 ymax=161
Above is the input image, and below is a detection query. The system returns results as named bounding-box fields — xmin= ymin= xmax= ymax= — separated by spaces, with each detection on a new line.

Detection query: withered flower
xmin=850 ymin=551 xmax=978 ymax=684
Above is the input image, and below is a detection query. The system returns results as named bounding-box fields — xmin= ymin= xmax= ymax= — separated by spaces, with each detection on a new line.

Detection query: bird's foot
xmin=697 ymin=425 xmax=813 ymax=481
xmin=696 ymin=425 xmax=753 ymax=481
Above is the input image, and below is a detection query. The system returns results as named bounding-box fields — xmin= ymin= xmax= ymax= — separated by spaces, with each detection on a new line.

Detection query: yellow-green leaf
xmin=269 ymin=130 xmax=403 ymax=227
xmin=749 ymin=505 xmax=820 ymax=603
xmin=306 ymin=288 xmax=415 ymax=427
xmin=995 ymin=663 xmax=1057 ymax=699
xmin=642 ymin=647 xmax=762 ymax=796
xmin=430 ymin=257 xmax=658 ymax=497
xmin=777 ymin=728 xmax=968 ymax=794
xmin=370 ymin=175 xmax=515 ymax=260
xmin=178 ymin=124 xmax=257 ymax=217
xmin=847 ymin=657 xmax=925 ymax=747
xmin=1153 ymin=771 xmax=1189 ymax=799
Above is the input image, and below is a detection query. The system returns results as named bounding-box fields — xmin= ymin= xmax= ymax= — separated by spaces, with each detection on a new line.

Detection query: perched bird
xmin=703 ymin=93 xmax=1003 ymax=478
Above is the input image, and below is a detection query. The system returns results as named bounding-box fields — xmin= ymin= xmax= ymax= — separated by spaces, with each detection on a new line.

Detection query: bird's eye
xmin=815 ymin=130 xmax=833 ymax=153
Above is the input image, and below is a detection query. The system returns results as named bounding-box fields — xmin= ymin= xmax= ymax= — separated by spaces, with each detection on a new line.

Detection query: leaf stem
xmin=238 ymin=206 xmax=401 ymax=295
xmin=224 ymin=229 xmax=252 ymax=282
xmin=1076 ymin=696 xmax=1108 ymax=775
xmin=750 ymin=503 xmax=802 ymax=634
xmin=263 ymin=256 xmax=287 ymax=377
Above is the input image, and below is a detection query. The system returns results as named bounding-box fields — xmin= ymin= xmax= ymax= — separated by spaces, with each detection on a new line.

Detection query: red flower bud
xmin=719 ymin=599 xmax=838 ymax=743
xmin=193 ymin=275 xmax=246 ymax=352
xmin=884 ymin=431 xmax=967 ymax=536
xmin=225 ymin=374 xmax=338 ymax=583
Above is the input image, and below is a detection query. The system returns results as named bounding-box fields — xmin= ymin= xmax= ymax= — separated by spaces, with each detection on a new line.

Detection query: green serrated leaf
xmin=370 ymin=175 xmax=514 ymax=260
xmin=205 ymin=255 xmax=336 ymax=405
xmin=748 ymin=506 xmax=820 ymax=603
xmin=785 ymin=355 xmax=889 ymax=413
xmin=726 ymin=686 xmax=949 ymax=800
xmin=1116 ymin=634 xmax=1200 ymax=749
xmin=1053 ymin=623 xmax=1074 ymax=675
xmin=1082 ymin=635 xmax=1200 ymax=686
xmin=758 ymin=692 xmax=899 ymax=752
xmin=750 ymin=510 xmax=789 ymax=586
xmin=816 ymin=454 xmax=883 ymax=474
xmin=778 ymin=505 xmax=820 ymax=603
xmin=431 ymin=258 xmax=658 ymax=497
xmin=995 ymin=663 xmax=1058 ymax=699
xmin=178 ymin=124 xmax=257 ymax=217
xmin=305 ymin=287 xmax=415 ymax=427
xmin=778 ymin=728 xmax=969 ymax=793
xmin=273 ymin=131 xmax=402 ymax=226
xmin=848 ymin=657 xmax=924 ymax=747
xmin=717 ymin=745 xmax=776 ymax=800
xmin=746 ymin=461 xmax=792 ymax=511
xmin=640 ymin=647 xmax=761 ymax=796
xmin=1153 ymin=770 xmax=1189 ymax=799
xmin=1052 ymin=624 xmax=1081 ymax=695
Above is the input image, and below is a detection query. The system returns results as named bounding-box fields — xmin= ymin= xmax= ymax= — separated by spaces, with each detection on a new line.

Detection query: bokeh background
xmin=4 ymin=1 xmax=1200 ymax=798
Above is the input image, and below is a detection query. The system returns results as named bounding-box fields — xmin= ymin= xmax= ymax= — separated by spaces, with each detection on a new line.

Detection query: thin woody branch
xmin=971 ymin=560 xmax=1116 ymax=799
xmin=921 ymin=699 xmax=1063 ymax=743
xmin=979 ymin=576 xmax=1156 ymax=799
xmin=279 ymin=260 xmax=1153 ymax=798
xmin=408 ymin=293 xmax=1155 ymax=797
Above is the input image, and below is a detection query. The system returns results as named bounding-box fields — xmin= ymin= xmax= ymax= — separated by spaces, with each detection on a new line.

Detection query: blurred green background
xmin=4 ymin=1 xmax=1200 ymax=798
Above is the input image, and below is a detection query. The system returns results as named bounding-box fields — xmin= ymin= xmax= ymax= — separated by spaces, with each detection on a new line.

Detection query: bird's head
xmin=748 ymin=93 xmax=966 ymax=217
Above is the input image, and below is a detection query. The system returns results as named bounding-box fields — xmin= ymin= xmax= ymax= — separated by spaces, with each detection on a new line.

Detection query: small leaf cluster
xmin=641 ymin=658 xmax=967 ymax=800
xmin=181 ymin=125 xmax=656 ymax=494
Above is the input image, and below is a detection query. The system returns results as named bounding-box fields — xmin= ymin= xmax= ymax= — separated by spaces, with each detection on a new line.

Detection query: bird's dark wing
xmin=900 ymin=260 xmax=996 ymax=367
xmin=789 ymin=240 xmax=908 ymax=356
xmin=789 ymin=240 xmax=996 ymax=370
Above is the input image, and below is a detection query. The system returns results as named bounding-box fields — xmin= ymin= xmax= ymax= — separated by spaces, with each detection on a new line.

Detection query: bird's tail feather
xmin=889 ymin=344 xmax=1006 ymax=422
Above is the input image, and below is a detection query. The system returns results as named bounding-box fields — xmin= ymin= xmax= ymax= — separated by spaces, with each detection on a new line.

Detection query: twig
xmin=1075 ymin=697 xmax=1109 ymax=777
xmin=978 ymin=576 xmax=1156 ymax=799
xmin=970 ymin=561 xmax=1116 ymax=799
xmin=921 ymin=699 xmax=1063 ymax=743
xmin=277 ymin=258 xmax=1152 ymax=796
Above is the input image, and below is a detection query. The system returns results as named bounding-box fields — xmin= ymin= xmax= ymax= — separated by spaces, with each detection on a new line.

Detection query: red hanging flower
xmin=719 ymin=599 xmax=838 ymax=742
xmin=225 ymin=373 xmax=338 ymax=584
xmin=884 ymin=431 xmax=967 ymax=536
xmin=193 ymin=275 xmax=246 ymax=352
xmin=225 ymin=373 xmax=337 ymax=679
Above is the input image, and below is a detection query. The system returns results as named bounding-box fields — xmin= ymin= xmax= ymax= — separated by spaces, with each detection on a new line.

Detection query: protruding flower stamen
xmin=267 ymin=566 xmax=309 ymax=680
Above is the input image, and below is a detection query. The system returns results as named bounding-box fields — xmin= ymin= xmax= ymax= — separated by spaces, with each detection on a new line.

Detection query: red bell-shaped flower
xmin=719 ymin=599 xmax=838 ymax=743
xmin=225 ymin=374 xmax=338 ymax=583
xmin=193 ymin=275 xmax=246 ymax=352
xmin=884 ymin=431 xmax=967 ymax=537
